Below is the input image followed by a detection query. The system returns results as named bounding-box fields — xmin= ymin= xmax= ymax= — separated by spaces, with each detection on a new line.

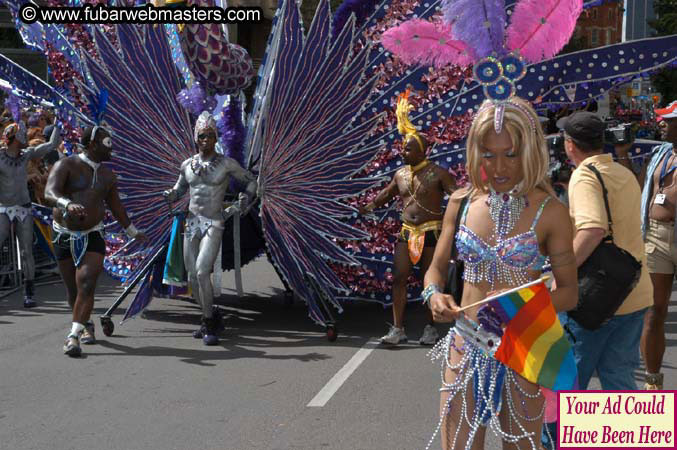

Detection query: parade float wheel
xmin=326 ymin=324 xmax=338 ymax=342
xmin=100 ymin=316 xmax=114 ymax=337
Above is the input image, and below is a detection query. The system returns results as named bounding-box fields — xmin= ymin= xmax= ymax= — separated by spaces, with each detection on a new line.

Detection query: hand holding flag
xmin=456 ymin=276 xmax=578 ymax=391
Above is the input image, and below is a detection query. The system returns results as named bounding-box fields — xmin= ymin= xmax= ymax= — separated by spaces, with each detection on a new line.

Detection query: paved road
xmin=1 ymin=257 xmax=676 ymax=450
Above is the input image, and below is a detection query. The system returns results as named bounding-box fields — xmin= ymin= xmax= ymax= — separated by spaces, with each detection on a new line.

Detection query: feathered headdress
xmin=177 ymin=81 xmax=217 ymax=117
xmin=86 ymin=88 xmax=112 ymax=145
xmin=2 ymin=93 xmax=27 ymax=145
xmin=2 ymin=121 xmax=26 ymax=146
xmin=396 ymin=89 xmax=424 ymax=152
xmin=381 ymin=0 xmax=583 ymax=132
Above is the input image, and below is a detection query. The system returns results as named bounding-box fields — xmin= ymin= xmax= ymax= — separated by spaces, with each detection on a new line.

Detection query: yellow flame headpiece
xmin=396 ymin=89 xmax=424 ymax=153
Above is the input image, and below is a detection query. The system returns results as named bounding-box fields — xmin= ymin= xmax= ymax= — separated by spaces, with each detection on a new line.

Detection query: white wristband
xmin=125 ymin=224 xmax=139 ymax=239
xmin=56 ymin=197 xmax=71 ymax=211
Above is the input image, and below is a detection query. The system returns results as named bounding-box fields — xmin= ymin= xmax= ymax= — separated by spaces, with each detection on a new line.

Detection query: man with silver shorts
xmin=164 ymin=112 xmax=257 ymax=346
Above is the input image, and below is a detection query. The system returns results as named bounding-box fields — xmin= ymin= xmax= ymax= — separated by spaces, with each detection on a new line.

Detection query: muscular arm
xmin=573 ymin=227 xmax=605 ymax=268
xmin=105 ymin=173 xmax=132 ymax=229
xmin=165 ymin=165 xmax=189 ymax=201
xmin=44 ymin=158 xmax=85 ymax=218
xmin=228 ymin=160 xmax=257 ymax=199
xmin=44 ymin=158 xmax=70 ymax=207
xmin=544 ymin=201 xmax=578 ymax=312
xmin=25 ymin=126 xmax=61 ymax=160
xmin=362 ymin=176 xmax=399 ymax=213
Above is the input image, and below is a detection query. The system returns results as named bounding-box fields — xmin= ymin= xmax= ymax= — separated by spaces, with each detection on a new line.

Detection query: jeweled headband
xmin=194 ymin=111 xmax=217 ymax=142
xmin=476 ymin=96 xmax=538 ymax=134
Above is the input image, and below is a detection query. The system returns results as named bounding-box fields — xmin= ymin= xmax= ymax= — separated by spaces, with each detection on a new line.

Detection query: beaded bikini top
xmin=455 ymin=195 xmax=550 ymax=288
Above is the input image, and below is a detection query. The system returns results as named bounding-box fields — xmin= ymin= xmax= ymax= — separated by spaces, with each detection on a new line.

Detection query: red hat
xmin=655 ymin=100 xmax=677 ymax=119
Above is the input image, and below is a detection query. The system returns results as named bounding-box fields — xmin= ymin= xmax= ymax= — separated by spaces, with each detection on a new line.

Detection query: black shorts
xmin=53 ymin=230 xmax=106 ymax=261
xmin=398 ymin=228 xmax=440 ymax=247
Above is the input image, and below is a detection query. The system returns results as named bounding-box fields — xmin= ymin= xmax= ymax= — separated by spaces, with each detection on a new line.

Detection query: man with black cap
xmin=616 ymin=100 xmax=677 ymax=390
xmin=560 ymin=111 xmax=652 ymax=390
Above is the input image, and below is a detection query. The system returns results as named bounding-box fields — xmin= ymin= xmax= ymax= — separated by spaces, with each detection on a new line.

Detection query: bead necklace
xmin=0 ymin=148 xmax=26 ymax=167
xmin=485 ymin=185 xmax=528 ymax=240
xmin=403 ymin=161 xmax=443 ymax=216
xmin=190 ymin=153 xmax=219 ymax=176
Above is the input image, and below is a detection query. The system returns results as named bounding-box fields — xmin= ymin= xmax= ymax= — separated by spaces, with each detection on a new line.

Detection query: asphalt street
xmin=1 ymin=257 xmax=676 ymax=450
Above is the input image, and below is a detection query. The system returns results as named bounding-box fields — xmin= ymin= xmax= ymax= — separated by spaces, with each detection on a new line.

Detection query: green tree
xmin=301 ymin=0 xmax=349 ymax=32
xmin=650 ymin=0 xmax=677 ymax=104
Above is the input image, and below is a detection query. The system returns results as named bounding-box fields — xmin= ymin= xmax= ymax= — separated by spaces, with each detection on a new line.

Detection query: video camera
xmin=546 ymin=134 xmax=572 ymax=184
xmin=604 ymin=122 xmax=634 ymax=145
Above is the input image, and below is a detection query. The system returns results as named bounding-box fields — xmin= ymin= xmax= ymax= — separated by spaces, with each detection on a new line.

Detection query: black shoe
xmin=192 ymin=324 xmax=205 ymax=339
xmin=23 ymin=296 xmax=37 ymax=308
xmin=202 ymin=317 xmax=219 ymax=346
xmin=63 ymin=334 xmax=82 ymax=357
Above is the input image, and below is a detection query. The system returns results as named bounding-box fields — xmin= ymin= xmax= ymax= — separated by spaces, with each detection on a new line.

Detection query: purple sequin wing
xmin=254 ymin=0 xmax=383 ymax=325
xmin=80 ymin=24 xmax=194 ymax=281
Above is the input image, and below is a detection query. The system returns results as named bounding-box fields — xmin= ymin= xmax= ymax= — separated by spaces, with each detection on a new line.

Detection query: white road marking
xmin=307 ymin=340 xmax=378 ymax=407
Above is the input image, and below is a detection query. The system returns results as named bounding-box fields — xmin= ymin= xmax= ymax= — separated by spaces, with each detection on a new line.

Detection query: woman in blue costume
xmin=422 ymin=97 xmax=578 ymax=450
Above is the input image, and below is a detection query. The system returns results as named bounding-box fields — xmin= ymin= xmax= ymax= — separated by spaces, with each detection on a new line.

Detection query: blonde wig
xmin=462 ymin=97 xmax=551 ymax=199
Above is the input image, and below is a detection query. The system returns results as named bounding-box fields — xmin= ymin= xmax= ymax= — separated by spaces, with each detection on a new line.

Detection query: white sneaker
xmin=379 ymin=326 xmax=407 ymax=345
xmin=419 ymin=324 xmax=439 ymax=345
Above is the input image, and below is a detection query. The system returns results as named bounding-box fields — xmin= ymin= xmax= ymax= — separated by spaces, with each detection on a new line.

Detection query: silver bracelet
xmin=56 ymin=197 xmax=71 ymax=211
xmin=422 ymin=284 xmax=441 ymax=306
xmin=125 ymin=224 xmax=139 ymax=239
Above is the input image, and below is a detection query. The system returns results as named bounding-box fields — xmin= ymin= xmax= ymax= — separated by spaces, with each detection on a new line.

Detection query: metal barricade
xmin=0 ymin=226 xmax=20 ymax=299
xmin=33 ymin=228 xmax=60 ymax=285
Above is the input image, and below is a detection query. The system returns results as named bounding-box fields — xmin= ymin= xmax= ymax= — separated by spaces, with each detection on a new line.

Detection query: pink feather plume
xmin=505 ymin=0 xmax=583 ymax=63
xmin=380 ymin=19 xmax=475 ymax=68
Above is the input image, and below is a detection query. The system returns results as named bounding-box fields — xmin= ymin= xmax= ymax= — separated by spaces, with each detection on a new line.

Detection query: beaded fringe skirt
xmin=425 ymin=328 xmax=546 ymax=450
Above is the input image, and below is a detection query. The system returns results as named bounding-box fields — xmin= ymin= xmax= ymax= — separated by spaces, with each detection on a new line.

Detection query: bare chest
xmin=397 ymin=167 xmax=439 ymax=197
xmin=66 ymin=165 xmax=111 ymax=196
xmin=652 ymin=153 xmax=677 ymax=196
xmin=185 ymin=157 xmax=229 ymax=186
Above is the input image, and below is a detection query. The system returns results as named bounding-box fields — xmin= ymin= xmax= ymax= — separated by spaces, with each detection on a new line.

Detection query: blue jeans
xmin=562 ymin=308 xmax=647 ymax=390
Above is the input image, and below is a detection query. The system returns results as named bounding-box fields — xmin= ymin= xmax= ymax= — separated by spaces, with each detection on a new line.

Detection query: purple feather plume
xmin=177 ymin=81 xmax=216 ymax=117
xmin=332 ymin=0 xmax=379 ymax=36
xmin=217 ymin=96 xmax=246 ymax=167
xmin=442 ymin=0 xmax=507 ymax=60
xmin=6 ymin=94 xmax=21 ymax=123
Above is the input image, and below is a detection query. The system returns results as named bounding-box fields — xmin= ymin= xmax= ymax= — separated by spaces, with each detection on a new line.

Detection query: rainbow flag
xmin=489 ymin=281 xmax=578 ymax=391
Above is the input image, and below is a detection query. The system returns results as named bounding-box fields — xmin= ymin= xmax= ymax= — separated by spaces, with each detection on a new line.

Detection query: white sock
xmin=69 ymin=322 xmax=85 ymax=338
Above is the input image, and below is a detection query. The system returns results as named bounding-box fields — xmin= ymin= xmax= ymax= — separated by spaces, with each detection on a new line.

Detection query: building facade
xmin=572 ymin=1 xmax=625 ymax=49
xmin=623 ymin=0 xmax=658 ymax=40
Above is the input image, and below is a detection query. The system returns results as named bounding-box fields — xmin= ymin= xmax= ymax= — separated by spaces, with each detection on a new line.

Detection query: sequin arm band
xmin=422 ymin=283 xmax=441 ymax=305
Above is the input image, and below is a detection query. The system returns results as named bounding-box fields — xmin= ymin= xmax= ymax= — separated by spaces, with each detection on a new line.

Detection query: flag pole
xmin=457 ymin=275 xmax=551 ymax=312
